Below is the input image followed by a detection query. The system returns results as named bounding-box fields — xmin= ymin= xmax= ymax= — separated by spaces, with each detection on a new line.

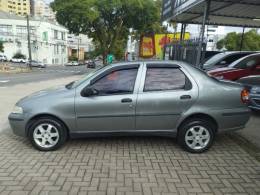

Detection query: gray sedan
xmin=8 ymin=61 xmax=251 ymax=153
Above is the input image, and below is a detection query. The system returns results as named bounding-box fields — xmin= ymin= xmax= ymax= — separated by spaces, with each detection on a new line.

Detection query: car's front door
xmin=135 ymin=63 xmax=198 ymax=131
xmin=75 ymin=64 xmax=141 ymax=133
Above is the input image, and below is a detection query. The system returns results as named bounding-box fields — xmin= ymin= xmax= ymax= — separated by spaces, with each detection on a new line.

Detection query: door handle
xmin=121 ymin=98 xmax=133 ymax=103
xmin=180 ymin=95 xmax=191 ymax=100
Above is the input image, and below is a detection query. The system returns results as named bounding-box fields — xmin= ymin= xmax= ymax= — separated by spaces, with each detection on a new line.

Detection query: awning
xmin=162 ymin=0 xmax=260 ymax=28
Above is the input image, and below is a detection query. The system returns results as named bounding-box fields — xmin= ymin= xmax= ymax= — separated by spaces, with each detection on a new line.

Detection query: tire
xmin=28 ymin=117 xmax=68 ymax=151
xmin=178 ymin=118 xmax=215 ymax=153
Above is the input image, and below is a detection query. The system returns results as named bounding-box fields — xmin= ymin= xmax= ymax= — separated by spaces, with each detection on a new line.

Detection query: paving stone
xmin=0 ymin=131 xmax=259 ymax=194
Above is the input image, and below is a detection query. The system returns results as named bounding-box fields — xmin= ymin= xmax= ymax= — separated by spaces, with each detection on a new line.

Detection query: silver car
xmin=8 ymin=61 xmax=251 ymax=153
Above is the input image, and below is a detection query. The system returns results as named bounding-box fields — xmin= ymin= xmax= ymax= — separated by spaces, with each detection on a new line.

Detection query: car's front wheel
xmin=178 ymin=119 xmax=215 ymax=153
xmin=28 ymin=117 xmax=67 ymax=151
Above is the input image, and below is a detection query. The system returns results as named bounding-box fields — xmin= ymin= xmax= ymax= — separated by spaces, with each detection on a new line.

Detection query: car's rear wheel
xmin=178 ymin=119 xmax=215 ymax=153
xmin=28 ymin=117 xmax=67 ymax=151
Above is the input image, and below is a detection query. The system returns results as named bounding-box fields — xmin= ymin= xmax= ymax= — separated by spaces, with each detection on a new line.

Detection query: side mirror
xmin=81 ymin=87 xmax=99 ymax=97
xmin=219 ymin=60 xmax=226 ymax=65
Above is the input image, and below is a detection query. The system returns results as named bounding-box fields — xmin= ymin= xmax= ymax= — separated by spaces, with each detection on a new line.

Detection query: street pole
xmin=26 ymin=15 xmax=32 ymax=69
xmin=240 ymin=26 xmax=245 ymax=51
xmin=196 ymin=0 xmax=211 ymax=67
xmin=77 ymin=36 xmax=80 ymax=63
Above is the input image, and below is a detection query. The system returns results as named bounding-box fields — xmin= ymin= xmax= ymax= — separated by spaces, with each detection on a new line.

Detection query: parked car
xmin=203 ymin=51 xmax=255 ymax=70
xmin=26 ymin=60 xmax=46 ymax=68
xmin=208 ymin=53 xmax=260 ymax=81
xmin=0 ymin=54 xmax=7 ymax=62
xmin=237 ymin=76 xmax=260 ymax=111
xmin=8 ymin=61 xmax=250 ymax=153
xmin=86 ymin=59 xmax=96 ymax=68
xmin=10 ymin=58 xmax=26 ymax=63
xmin=65 ymin=61 xmax=79 ymax=66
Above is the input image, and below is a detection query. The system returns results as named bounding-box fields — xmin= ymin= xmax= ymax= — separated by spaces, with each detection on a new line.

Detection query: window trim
xmin=143 ymin=66 xmax=192 ymax=92
xmin=84 ymin=64 xmax=140 ymax=96
xmin=89 ymin=64 xmax=139 ymax=85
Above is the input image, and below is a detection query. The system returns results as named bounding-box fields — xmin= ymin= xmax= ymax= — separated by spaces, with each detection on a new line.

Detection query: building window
xmin=61 ymin=32 xmax=65 ymax=40
xmin=54 ymin=30 xmax=58 ymax=39
xmin=0 ymin=25 xmax=12 ymax=36
xmin=16 ymin=26 xmax=35 ymax=37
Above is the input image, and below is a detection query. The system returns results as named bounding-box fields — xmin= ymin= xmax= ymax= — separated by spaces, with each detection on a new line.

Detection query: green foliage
xmin=68 ymin=56 xmax=78 ymax=61
xmin=217 ymin=29 xmax=260 ymax=51
xmin=51 ymin=0 xmax=163 ymax=64
xmin=0 ymin=41 xmax=4 ymax=52
xmin=13 ymin=52 xmax=26 ymax=59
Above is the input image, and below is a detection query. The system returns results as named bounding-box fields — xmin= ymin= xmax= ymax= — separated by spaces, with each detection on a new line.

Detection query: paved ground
xmin=237 ymin=111 xmax=260 ymax=149
xmin=0 ymin=75 xmax=259 ymax=195
xmin=0 ymin=130 xmax=259 ymax=195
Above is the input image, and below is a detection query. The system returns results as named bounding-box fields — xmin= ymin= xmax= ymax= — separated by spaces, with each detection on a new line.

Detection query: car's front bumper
xmin=8 ymin=113 xmax=27 ymax=137
xmin=249 ymin=94 xmax=260 ymax=110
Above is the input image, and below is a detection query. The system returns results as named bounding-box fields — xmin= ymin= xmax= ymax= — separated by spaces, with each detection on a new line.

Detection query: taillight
xmin=241 ymin=89 xmax=250 ymax=104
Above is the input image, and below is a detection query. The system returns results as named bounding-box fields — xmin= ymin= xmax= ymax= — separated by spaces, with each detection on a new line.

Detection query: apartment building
xmin=0 ymin=0 xmax=30 ymax=16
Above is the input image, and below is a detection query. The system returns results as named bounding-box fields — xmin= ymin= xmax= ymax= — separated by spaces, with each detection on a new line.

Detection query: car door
xmin=135 ymin=63 xmax=198 ymax=131
xmin=75 ymin=64 xmax=141 ymax=133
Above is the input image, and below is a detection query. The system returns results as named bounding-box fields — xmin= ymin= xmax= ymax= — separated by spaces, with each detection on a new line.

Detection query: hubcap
xmin=33 ymin=123 xmax=59 ymax=148
xmin=185 ymin=126 xmax=210 ymax=150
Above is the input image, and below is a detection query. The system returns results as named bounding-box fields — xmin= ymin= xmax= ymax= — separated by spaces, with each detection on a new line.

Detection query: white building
xmin=0 ymin=11 xmax=68 ymax=64
xmin=67 ymin=34 xmax=94 ymax=61
xmin=31 ymin=0 xmax=55 ymax=21
xmin=206 ymin=25 xmax=225 ymax=51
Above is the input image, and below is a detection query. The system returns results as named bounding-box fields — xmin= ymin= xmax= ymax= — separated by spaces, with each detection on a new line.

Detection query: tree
xmin=51 ymin=0 xmax=162 ymax=64
xmin=217 ymin=29 xmax=260 ymax=51
xmin=13 ymin=52 xmax=26 ymax=59
xmin=0 ymin=41 xmax=4 ymax=53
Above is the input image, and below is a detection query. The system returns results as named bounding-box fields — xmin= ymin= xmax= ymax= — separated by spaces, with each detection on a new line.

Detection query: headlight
xmin=12 ymin=106 xmax=23 ymax=114
xmin=215 ymin=75 xmax=224 ymax=80
xmin=251 ymin=86 xmax=260 ymax=94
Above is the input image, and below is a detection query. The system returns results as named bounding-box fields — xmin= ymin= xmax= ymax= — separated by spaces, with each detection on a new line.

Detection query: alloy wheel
xmin=185 ymin=125 xmax=210 ymax=150
xmin=33 ymin=123 xmax=60 ymax=149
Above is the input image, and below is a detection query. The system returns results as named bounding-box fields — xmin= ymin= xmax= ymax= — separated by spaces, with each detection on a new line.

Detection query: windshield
xmin=65 ymin=66 xmax=107 ymax=89
xmin=229 ymin=55 xmax=260 ymax=69
xmin=203 ymin=53 xmax=229 ymax=67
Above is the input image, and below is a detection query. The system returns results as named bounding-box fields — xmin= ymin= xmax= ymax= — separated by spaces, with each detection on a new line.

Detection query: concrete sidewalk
xmin=0 ymin=75 xmax=81 ymax=132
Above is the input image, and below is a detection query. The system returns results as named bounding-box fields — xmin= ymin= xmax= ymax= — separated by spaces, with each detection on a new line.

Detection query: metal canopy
xmin=164 ymin=0 xmax=260 ymax=28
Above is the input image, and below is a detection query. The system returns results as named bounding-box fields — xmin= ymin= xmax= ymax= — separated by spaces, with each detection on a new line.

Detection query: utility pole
xmin=77 ymin=36 xmax=80 ymax=63
xmin=239 ymin=27 xmax=246 ymax=51
xmin=26 ymin=15 xmax=32 ymax=69
xmin=196 ymin=0 xmax=211 ymax=67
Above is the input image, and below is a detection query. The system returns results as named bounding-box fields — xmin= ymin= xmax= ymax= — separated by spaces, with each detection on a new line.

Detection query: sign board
xmin=161 ymin=0 xmax=175 ymax=21
xmin=139 ymin=35 xmax=156 ymax=58
xmin=162 ymin=0 xmax=190 ymax=21
xmin=140 ymin=33 xmax=190 ymax=59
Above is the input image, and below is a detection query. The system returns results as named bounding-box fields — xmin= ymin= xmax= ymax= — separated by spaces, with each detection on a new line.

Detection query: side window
xmin=144 ymin=67 xmax=186 ymax=92
xmin=221 ymin=54 xmax=248 ymax=65
xmin=235 ymin=56 xmax=260 ymax=69
xmin=91 ymin=68 xmax=138 ymax=95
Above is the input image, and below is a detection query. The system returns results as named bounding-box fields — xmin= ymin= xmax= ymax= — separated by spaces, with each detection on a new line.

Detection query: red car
xmin=208 ymin=53 xmax=260 ymax=81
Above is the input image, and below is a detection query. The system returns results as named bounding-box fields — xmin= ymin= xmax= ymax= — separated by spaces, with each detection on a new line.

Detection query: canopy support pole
xmin=197 ymin=0 xmax=211 ymax=67
xmin=240 ymin=26 xmax=246 ymax=51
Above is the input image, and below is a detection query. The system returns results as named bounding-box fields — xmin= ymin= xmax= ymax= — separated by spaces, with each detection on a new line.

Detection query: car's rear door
xmin=75 ymin=63 xmax=141 ymax=133
xmin=135 ymin=63 xmax=198 ymax=131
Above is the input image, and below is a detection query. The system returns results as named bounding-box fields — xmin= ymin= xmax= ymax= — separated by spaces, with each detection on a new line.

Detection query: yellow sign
xmin=139 ymin=35 xmax=155 ymax=58
xmin=154 ymin=33 xmax=190 ymax=58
